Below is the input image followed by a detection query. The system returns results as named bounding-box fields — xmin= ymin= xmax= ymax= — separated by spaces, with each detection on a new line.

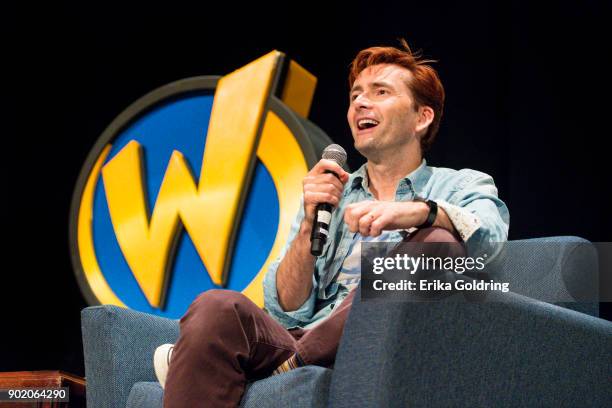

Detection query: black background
xmin=4 ymin=0 xmax=610 ymax=376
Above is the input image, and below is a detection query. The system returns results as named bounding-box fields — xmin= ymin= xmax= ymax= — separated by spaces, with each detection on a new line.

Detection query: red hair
xmin=349 ymin=39 xmax=445 ymax=152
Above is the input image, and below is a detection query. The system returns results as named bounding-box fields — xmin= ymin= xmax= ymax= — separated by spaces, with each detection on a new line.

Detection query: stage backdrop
xmin=4 ymin=0 xmax=610 ymax=376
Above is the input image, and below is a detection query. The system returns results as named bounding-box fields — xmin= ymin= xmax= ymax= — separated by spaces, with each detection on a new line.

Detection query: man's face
xmin=347 ymin=64 xmax=422 ymax=159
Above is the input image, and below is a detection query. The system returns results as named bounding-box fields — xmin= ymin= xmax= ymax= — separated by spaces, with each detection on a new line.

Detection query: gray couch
xmin=81 ymin=237 xmax=612 ymax=407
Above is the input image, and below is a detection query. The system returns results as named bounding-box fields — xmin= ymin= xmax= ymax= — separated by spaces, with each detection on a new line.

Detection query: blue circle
xmin=91 ymin=93 xmax=279 ymax=318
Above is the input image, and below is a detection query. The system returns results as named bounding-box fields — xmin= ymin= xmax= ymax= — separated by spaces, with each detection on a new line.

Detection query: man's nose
xmin=353 ymin=93 xmax=373 ymax=109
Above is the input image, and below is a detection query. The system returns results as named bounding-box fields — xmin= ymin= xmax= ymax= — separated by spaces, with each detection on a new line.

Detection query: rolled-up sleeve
xmin=263 ymin=201 xmax=318 ymax=328
xmin=434 ymin=170 xmax=509 ymax=262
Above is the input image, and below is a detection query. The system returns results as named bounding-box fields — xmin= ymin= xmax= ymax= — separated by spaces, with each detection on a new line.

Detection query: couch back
xmin=488 ymin=236 xmax=599 ymax=316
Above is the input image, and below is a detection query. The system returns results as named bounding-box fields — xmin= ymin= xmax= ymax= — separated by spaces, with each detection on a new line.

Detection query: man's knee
xmin=182 ymin=289 xmax=252 ymax=328
xmin=410 ymin=227 xmax=461 ymax=243
xmin=407 ymin=227 xmax=466 ymax=257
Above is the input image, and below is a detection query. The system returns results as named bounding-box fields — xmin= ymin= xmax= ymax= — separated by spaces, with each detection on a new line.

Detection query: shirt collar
xmin=348 ymin=158 xmax=432 ymax=196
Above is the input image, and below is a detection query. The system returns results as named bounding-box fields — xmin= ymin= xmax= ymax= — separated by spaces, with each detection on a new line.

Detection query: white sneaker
xmin=153 ymin=343 xmax=174 ymax=389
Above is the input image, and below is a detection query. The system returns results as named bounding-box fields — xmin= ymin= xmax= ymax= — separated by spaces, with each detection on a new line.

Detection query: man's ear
xmin=415 ymin=106 xmax=434 ymax=136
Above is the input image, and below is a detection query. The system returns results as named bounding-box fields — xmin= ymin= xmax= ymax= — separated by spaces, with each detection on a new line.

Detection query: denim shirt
xmin=263 ymin=159 xmax=510 ymax=329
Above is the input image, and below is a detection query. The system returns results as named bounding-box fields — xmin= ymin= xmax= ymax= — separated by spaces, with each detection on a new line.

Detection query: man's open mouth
xmin=357 ymin=118 xmax=380 ymax=130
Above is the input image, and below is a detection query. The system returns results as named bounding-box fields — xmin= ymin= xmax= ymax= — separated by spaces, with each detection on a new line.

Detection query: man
xmin=163 ymin=40 xmax=509 ymax=407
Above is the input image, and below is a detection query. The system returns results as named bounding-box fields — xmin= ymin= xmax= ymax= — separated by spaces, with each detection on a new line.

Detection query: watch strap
xmin=414 ymin=197 xmax=438 ymax=229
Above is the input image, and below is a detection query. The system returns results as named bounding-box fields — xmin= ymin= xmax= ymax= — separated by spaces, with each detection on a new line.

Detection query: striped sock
xmin=271 ymin=353 xmax=303 ymax=375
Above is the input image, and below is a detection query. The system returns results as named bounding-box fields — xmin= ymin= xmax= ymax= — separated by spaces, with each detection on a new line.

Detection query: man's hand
xmin=302 ymin=159 xmax=350 ymax=226
xmin=275 ymin=159 xmax=349 ymax=312
xmin=343 ymin=200 xmax=432 ymax=236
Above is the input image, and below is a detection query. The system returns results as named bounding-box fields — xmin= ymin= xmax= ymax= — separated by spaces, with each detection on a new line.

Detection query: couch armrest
xmin=81 ymin=305 xmax=179 ymax=408
xmin=491 ymin=237 xmax=599 ymax=317
xmin=330 ymin=289 xmax=612 ymax=408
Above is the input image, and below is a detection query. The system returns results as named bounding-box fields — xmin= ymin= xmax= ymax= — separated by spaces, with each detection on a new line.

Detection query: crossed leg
xmin=163 ymin=227 xmax=464 ymax=407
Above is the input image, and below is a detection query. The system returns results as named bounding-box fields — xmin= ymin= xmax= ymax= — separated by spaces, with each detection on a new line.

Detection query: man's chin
xmin=354 ymin=140 xmax=379 ymax=159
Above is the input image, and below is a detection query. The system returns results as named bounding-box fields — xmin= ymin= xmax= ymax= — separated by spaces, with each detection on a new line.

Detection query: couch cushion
xmin=126 ymin=382 xmax=163 ymax=408
xmin=241 ymin=366 xmax=332 ymax=408
xmin=126 ymin=366 xmax=332 ymax=408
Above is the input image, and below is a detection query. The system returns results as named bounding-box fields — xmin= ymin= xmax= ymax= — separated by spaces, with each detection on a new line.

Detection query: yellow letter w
xmin=101 ymin=52 xmax=282 ymax=308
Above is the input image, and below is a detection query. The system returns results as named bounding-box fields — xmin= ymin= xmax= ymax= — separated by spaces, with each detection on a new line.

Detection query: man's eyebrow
xmin=350 ymin=81 xmax=394 ymax=93
xmin=371 ymin=81 xmax=394 ymax=89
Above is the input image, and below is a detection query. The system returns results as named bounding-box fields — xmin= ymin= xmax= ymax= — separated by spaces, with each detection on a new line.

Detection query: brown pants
xmin=163 ymin=227 xmax=463 ymax=407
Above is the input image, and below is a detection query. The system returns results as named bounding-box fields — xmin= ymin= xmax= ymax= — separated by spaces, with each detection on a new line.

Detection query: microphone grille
xmin=322 ymin=144 xmax=347 ymax=167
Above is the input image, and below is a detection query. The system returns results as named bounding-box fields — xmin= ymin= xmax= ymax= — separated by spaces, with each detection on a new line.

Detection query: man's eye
xmin=376 ymin=89 xmax=388 ymax=95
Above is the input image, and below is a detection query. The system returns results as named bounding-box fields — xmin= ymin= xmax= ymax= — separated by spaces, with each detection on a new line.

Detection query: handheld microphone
xmin=311 ymin=144 xmax=347 ymax=256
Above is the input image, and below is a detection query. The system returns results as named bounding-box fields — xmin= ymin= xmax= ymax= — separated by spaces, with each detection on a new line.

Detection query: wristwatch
xmin=413 ymin=197 xmax=438 ymax=228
